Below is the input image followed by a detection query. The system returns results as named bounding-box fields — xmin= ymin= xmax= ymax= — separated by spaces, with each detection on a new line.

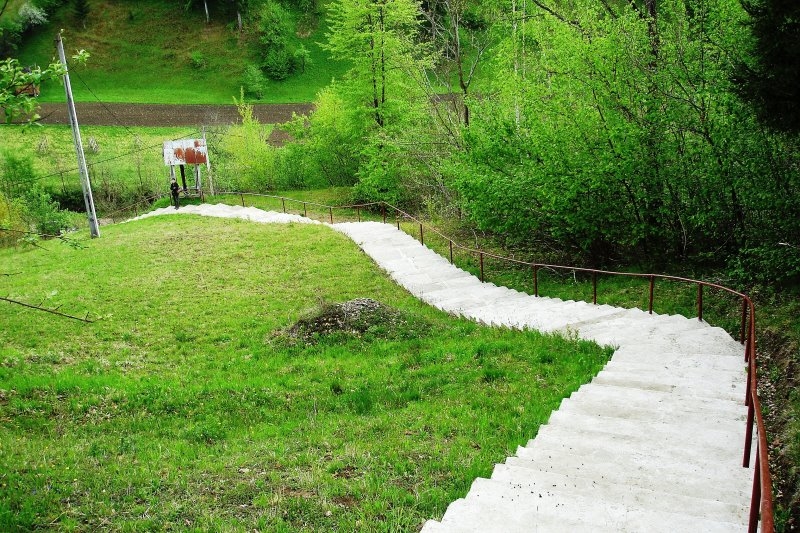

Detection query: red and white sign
xmin=163 ymin=139 xmax=208 ymax=166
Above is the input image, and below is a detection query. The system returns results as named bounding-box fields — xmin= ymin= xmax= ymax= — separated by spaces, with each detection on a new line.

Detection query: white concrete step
xmin=545 ymin=409 xmax=748 ymax=453
xmin=590 ymin=368 xmax=743 ymax=402
xmin=435 ymin=477 xmax=743 ymax=532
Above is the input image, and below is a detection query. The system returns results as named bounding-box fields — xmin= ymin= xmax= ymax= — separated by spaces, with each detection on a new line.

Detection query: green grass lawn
xmin=0 ymin=214 xmax=611 ymax=531
xmin=14 ymin=0 xmax=347 ymax=104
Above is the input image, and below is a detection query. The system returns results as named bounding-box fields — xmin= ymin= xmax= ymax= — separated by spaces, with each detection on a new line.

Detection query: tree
xmin=0 ymin=49 xmax=88 ymax=124
xmin=0 ymin=58 xmax=64 ymax=124
xmin=735 ymin=0 xmax=800 ymax=132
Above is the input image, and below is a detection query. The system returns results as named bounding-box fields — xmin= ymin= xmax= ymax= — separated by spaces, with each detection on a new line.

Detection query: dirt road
xmin=36 ymin=102 xmax=314 ymax=127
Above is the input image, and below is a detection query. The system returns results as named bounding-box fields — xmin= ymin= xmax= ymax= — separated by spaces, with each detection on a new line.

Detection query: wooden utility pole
xmin=55 ymin=32 xmax=100 ymax=238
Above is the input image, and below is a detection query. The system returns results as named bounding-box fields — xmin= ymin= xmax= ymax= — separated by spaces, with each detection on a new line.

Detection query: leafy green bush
xmin=241 ymin=63 xmax=266 ymax=99
xmin=16 ymin=184 xmax=72 ymax=236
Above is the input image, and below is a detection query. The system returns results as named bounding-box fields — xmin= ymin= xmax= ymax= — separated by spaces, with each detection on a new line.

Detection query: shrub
xmin=241 ymin=64 xmax=266 ymax=99
xmin=16 ymin=184 xmax=72 ymax=236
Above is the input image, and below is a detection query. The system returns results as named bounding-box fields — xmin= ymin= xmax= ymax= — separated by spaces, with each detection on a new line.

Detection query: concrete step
xmin=531 ymin=421 xmax=744 ymax=466
xmin=590 ymin=368 xmax=744 ymax=402
xmin=440 ymin=477 xmax=743 ymax=532
xmin=489 ymin=463 xmax=747 ymax=524
xmin=545 ymin=409 xmax=748 ymax=454
xmin=503 ymin=446 xmax=749 ymax=504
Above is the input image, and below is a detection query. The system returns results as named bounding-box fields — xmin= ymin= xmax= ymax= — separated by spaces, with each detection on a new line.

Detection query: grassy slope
xmin=0 ymin=215 xmax=610 ymax=531
xmin=15 ymin=0 xmax=347 ymax=104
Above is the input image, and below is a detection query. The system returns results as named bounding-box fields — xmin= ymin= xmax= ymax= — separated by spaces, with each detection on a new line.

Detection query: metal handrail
xmin=115 ymin=191 xmax=774 ymax=531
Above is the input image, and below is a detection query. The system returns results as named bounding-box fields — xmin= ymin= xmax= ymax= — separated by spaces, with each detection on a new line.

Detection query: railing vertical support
xmin=449 ymin=240 xmax=453 ymax=263
xmin=134 ymin=204 xmax=138 ymax=217
xmin=745 ymin=357 xmax=752 ymax=406
xmin=748 ymin=453 xmax=761 ymax=533
xmin=240 ymin=193 xmax=245 ymax=207
xmin=697 ymin=283 xmax=704 ymax=322
xmin=396 ymin=215 xmax=400 ymax=230
xmin=420 ymin=224 xmax=424 ymax=246
xmin=592 ymin=272 xmax=597 ymax=305
xmin=357 ymin=206 xmax=361 ymax=222
xmin=281 ymin=198 xmax=286 ymax=213
xmin=303 ymin=202 xmax=307 ymax=218
xmin=533 ymin=265 xmax=539 ymax=297
xmin=480 ymin=252 xmax=485 ymax=282
xmin=740 ymin=299 xmax=748 ymax=345
xmin=329 ymin=207 xmax=333 ymax=224
xmin=648 ymin=275 xmax=655 ymax=314
xmin=382 ymin=205 xmax=386 ymax=224
xmin=744 ymin=399 xmax=754 ymax=466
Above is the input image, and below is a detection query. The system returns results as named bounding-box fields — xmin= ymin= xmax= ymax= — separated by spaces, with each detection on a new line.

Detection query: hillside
xmin=10 ymin=0 xmax=347 ymax=103
xmin=0 ymin=214 xmax=610 ymax=530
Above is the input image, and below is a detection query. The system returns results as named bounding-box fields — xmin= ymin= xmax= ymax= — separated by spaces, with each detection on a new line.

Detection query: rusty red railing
xmin=112 ymin=191 xmax=774 ymax=531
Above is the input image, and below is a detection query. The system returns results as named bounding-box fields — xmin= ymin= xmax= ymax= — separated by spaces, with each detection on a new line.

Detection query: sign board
xmin=163 ymin=139 xmax=208 ymax=166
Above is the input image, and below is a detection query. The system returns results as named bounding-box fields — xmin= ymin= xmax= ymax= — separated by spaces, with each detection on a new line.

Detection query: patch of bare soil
xmin=759 ymin=329 xmax=800 ymax=530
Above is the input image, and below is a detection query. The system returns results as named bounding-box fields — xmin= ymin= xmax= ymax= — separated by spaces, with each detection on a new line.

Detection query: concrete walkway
xmin=135 ymin=205 xmax=755 ymax=531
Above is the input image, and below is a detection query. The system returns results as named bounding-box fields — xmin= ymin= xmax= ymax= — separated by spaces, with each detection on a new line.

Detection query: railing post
xmin=697 ymin=283 xmax=704 ymax=322
xmin=282 ymin=198 xmax=286 ymax=213
xmin=134 ymin=204 xmax=138 ymax=217
xmin=648 ymin=275 xmax=655 ymax=314
xmin=748 ymin=453 xmax=761 ymax=533
xmin=240 ymin=193 xmax=244 ymax=207
xmin=382 ymin=205 xmax=386 ymax=223
xmin=357 ymin=206 xmax=361 ymax=222
xmin=745 ymin=356 xmax=752 ymax=406
xmin=303 ymin=202 xmax=307 ymax=218
xmin=396 ymin=215 xmax=400 ymax=230
xmin=740 ymin=299 xmax=748 ymax=345
xmin=329 ymin=207 xmax=333 ymax=224
xmin=480 ymin=252 xmax=484 ymax=282
xmin=592 ymin=272 xmax=597 ymax=305
xmin=743 ymin=399 xmax=754 ymax=467
xmin=419 ymin=223 xmax=424 ymax=246
xmin=533 ymin=265 xmax=539 ymax=297
xmin=449 ymin=240 xmax=453 ymax=263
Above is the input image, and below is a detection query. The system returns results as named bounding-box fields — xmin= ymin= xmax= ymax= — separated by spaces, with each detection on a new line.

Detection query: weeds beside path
xmin=35 ymin=102 xmax=314 ymax=127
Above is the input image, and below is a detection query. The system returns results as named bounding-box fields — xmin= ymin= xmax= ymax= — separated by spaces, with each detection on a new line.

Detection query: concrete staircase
xmin=332 ymin=221 xmax=754 ymax=532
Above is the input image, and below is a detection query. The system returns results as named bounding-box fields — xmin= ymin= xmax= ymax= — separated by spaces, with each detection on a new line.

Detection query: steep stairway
xmin=332 ymin=221 xmax=754 ymax=532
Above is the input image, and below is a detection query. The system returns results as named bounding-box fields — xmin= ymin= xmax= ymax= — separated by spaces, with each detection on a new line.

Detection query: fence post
xmin=697 ymin=283 xmax=704 ymax=322
xmin=449 ymin=240 xmax=454 ymax=263
xmin=282 ymin=198 xmax=286 ymax=213
xmin=396 ymin=215 xmax=400 ymax=230
xmin=533 ymin=265 xmax=539 ymax=297
xmin=648 ymin=276 xmax=655 ymax=314
xmin=329 ymin=207 xmax=333 ymax=224
xmin=303 ymin=202 xmax=307 ymax=218
xmin=357 ymin=206 xmax=361 ymax=222
xmin=382 ymin=205 xmax=386 ymax=223
xmin=419 ymin=224 xmax=424 ymax=246
xmin=240 ymin=193 xmax=244 ymax=207
xmin=480 ymin=252 xmax=484 ymax=282
xmin=592 ymin=272 xmax=597 ymax=305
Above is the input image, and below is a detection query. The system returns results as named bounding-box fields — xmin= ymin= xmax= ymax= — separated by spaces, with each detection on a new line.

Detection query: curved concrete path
xmin=132 ymin=205 xmax=756 ymax=531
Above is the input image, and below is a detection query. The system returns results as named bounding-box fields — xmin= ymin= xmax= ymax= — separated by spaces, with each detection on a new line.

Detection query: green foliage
xmin=213 ymin=94 xmax=278 ymax=191
xmin=241 ymin=63 xmax=267 ymax=99
xmin=15 ymin=183 xmax=72 ymax=235
xmin=189 ymin=50 xmax=207 ymax=69
xmin=735 ymin=0 xmax=800 ymax=132
xmin=442 ymin=0 xmax=800 ymax=282
xmin=72 ymin=0 xmax=90 ymax=24
xmin=0 ymin=191 xmax=26 ymax=247
xmin=256 ymin=0 xmax=300 ymax=81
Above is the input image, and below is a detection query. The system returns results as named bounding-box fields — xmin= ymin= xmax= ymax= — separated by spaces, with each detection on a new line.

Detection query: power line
xmin=72 ymin=69 xmax=137 ymax=137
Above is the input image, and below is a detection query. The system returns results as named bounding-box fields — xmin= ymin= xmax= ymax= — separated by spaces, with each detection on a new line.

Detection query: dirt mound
xmin=281 ymin=298 xmax=425 ymax=345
